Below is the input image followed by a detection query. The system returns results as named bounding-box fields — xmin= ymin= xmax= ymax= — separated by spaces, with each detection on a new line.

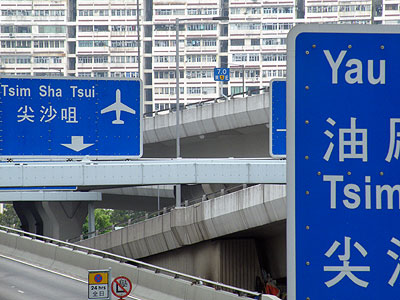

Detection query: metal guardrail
xmin=69 ymin=183 xmax=251 ymax=243
xmin=0 ymin=224 xmax=261 ymax=299
xmin=143 ymin=87 xmax=268 ymax=118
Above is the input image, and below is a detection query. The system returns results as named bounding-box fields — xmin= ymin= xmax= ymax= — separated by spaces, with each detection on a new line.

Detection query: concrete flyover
xmin=77 ymin=184 xmax=287 ymax=292
xmin=143 ymin=92 xmax=270 ymax=158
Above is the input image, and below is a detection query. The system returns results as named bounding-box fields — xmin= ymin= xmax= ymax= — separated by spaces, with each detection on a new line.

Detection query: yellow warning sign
xmin=89 ymin=272 xmax=109 ymax=285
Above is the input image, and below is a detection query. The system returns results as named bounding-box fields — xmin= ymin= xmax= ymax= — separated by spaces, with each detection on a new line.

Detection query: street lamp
xmin=175 ymin=16 xmax=228 ymax=207
xmin=226 ymin=63 xmax=245 ymax=95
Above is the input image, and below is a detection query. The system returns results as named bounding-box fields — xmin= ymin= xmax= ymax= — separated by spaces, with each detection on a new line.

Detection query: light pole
xmin=227 ymin=63 xmax=245 ymax=95
xmin=175 ymin=16 xmax=228 ymax=207
xmin=137 ymin=0 xmax=141 ymax=78
xmin=175 ymin=18 xmax=181 ymax=207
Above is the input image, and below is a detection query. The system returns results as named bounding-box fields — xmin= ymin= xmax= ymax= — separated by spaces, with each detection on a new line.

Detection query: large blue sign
xmin=269 ymin=78 xmax=286 ymax=158
xmin=214 ymin=68 xmax=230 ymax=81
xmin=288 ymin=25 xmax=400 ymax=299
xmin=0 ymin=77 xmax=142 ymax=159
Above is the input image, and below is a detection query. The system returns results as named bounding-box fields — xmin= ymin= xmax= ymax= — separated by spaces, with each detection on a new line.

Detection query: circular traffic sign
xmin=111 ymin=276 xmax=132 ymax=299
xmin=94 ymin=274 xmax=103 ymax=283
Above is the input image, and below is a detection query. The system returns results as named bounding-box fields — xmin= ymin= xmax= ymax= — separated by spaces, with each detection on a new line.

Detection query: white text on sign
xmin=324 ymin=50 xmax=386 ymax=85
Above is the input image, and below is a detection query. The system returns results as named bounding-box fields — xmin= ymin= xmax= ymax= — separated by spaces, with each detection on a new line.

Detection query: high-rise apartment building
xmin=0 ymin=0 xmax=390 ymax=112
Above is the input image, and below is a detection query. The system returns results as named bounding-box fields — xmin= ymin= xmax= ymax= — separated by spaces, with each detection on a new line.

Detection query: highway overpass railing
xmin=0 ymin=225 xmax=273 ymax=300
xmin=143 ymin=87 xmax=268 ymax=118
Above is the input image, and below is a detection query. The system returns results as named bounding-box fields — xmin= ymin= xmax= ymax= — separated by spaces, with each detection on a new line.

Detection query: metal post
xmin=175 ymin=18 xmax=182 ymax=207
xmin=242 ymin=65 xmax=245 ymax=95
xmin=136 ymin=0 xmax=141 ymax=78
xmin=157 ymin=185 xmax=160 ymax=210
xmin=88 ymin=202 xmax=95 ymax=238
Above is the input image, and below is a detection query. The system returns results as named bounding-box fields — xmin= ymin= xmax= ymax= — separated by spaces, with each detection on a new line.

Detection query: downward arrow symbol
xmin=61 ymin=136 xmax=94 ymax=152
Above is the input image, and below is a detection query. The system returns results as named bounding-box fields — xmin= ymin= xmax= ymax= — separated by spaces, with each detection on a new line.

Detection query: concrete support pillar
xmin=14 ymin=201 xmax=88 ymax=241
xmin=40 ymin=201 xmax=88 ymax=241
xmin=88 ymin=202 xmax=95 ymax=238
xmin=13 ymin=202 xmax=43 ymax=235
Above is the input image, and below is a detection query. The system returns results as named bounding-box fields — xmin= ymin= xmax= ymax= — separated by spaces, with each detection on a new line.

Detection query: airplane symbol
xmin=101 ymin=89 xmax=136 ymax=124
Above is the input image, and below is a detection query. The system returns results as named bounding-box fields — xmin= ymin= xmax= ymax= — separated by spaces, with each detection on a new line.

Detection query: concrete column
xmin=13 ymin=202 xmax=43 ymax=235
xmin=88 ymin=202 xmax=95 ymax=238
xmin=39 ymin=201 xmax=88 ymax=241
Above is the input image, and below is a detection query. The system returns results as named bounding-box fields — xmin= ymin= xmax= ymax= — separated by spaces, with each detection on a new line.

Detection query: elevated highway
xmin=0 ymin=225 xmax=278 ymax=300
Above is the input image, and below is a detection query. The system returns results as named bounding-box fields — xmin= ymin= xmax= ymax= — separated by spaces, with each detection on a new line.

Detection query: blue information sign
xmin=0 ymin=77 xmax=142 ymax=159
xmin=288 ymin=25 xmax=400 ymax=300
xmin=269 ymin=78 xmax=286 ymax=158
xmin=214 ymin=68 xmax=230 ymax=81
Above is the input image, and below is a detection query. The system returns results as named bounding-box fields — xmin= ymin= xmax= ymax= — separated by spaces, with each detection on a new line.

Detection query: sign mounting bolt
xmin=305 ymin=190 xmax=310 ymax=195
xmin=305 ymin=85 xmax=310 ymax=90
xmin=347 ymin=171 xmax=351 ymax=175
xmin=306 ymin=261 xmax=310 ymax=266
xmin=348 ymin=45 xmax=352 ymax=49
xmin=312 ymin=44 xmax=316 ymax=48
xmin=380 ymin=45 xmax=384 ymax=50
xmin=305 ymin=120 xmax=310 ymax=124
xmin=305 ymin=155 xmax=309 ymax=160
xmin=317 ymin=171 xmax=321 ymax=176
xmin=380 ymin=171 xmax=384 ymax=176
xmin=305 ymin=50 xmax=310 ymax=55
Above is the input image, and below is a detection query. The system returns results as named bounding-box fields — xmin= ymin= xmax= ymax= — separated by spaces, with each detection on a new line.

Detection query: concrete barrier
xmin=0 ymin=228 xmax=263 ymax=300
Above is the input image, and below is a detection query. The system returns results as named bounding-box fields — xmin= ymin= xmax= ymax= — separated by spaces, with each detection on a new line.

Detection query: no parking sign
xmin=88 ymin=270 xmax=111 ymax=300
xmin=111 ymin=276 xmax=132 ymax=299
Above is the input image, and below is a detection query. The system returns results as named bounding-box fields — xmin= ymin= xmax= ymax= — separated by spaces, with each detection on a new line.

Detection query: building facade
xmin=0 ymin=0 xmax=390 ymax=112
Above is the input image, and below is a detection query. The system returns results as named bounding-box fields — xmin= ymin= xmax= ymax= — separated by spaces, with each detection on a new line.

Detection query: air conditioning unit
xmin=9 ymin=33 xmax=14 ymax=38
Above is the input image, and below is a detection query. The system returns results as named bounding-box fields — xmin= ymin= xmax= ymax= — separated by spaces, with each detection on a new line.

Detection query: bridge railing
xmin=0 ymin=224 xmax=262 ymax=299
xmin=143 ymin=87 xmax=268 ymax=118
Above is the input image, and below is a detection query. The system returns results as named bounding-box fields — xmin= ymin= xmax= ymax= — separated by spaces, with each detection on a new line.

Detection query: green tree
xmin=82 ymin=209 xmax=112 ymax=236
xmin=0 ymin=204 xmax=21 ymax=228
xmin=109 ymin=209 xmax=145 ymax=225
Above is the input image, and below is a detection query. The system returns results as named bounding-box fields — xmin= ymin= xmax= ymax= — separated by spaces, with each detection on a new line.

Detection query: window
xmin=249 ymin=53 xmax=259 ymax=61
xmin=93 ymin=71 xmax=107 ymax=78
xmin=1 ymin=25 xmax=32 ymax=33
xmin=39 ymin=26 xmax=66 ymax=34
xmin=79 ymin=40 xmax=93 ymax=47
xmin=94 ymin=40 xmax=108 ymax=47
xmin=233 ymin=53 xmax=247 ymax=62
xmin=187 ymin=24 xmax=217 ymax=31
xmin=79 ymin=25 xmax=93 ymax=32
xmin=251 ymin=39 xmax=260 ymax=46
xmin=34 ymin=56 xmax=50 ymax=64
xmin=1 ymin=56 xmax=31 ymax=64
xmin=111 ymin=40 xmax=137 ymax=48
xmin=94 ymin=56 xmax=108 ymax=63
xmin=231 ymin=39 xmax=245 ymax=46
xmin=2 ymin=40 xmax=31 ymax=48
xmin=78 ymin=72 xmax=92 ymax=77
xmin=203 ymin=39 xmax=216 ymax=47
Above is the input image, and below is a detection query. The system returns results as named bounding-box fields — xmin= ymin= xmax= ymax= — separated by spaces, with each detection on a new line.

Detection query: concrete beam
xmin=0 ymin=159 xmax=286 ymax=187
xmin=0 ymin=191 xmax=102 ymax=202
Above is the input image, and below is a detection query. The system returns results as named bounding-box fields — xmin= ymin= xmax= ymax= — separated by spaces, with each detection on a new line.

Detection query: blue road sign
xmin=0 ymin=77 xmax=142 ymax=159
xmin=214 ymin=68 xmax=230 ymax=81
xmin=288 ymin=25 xmax=400 ymax=300
xmin=269 ymin=78 xmax=286 ymax=158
